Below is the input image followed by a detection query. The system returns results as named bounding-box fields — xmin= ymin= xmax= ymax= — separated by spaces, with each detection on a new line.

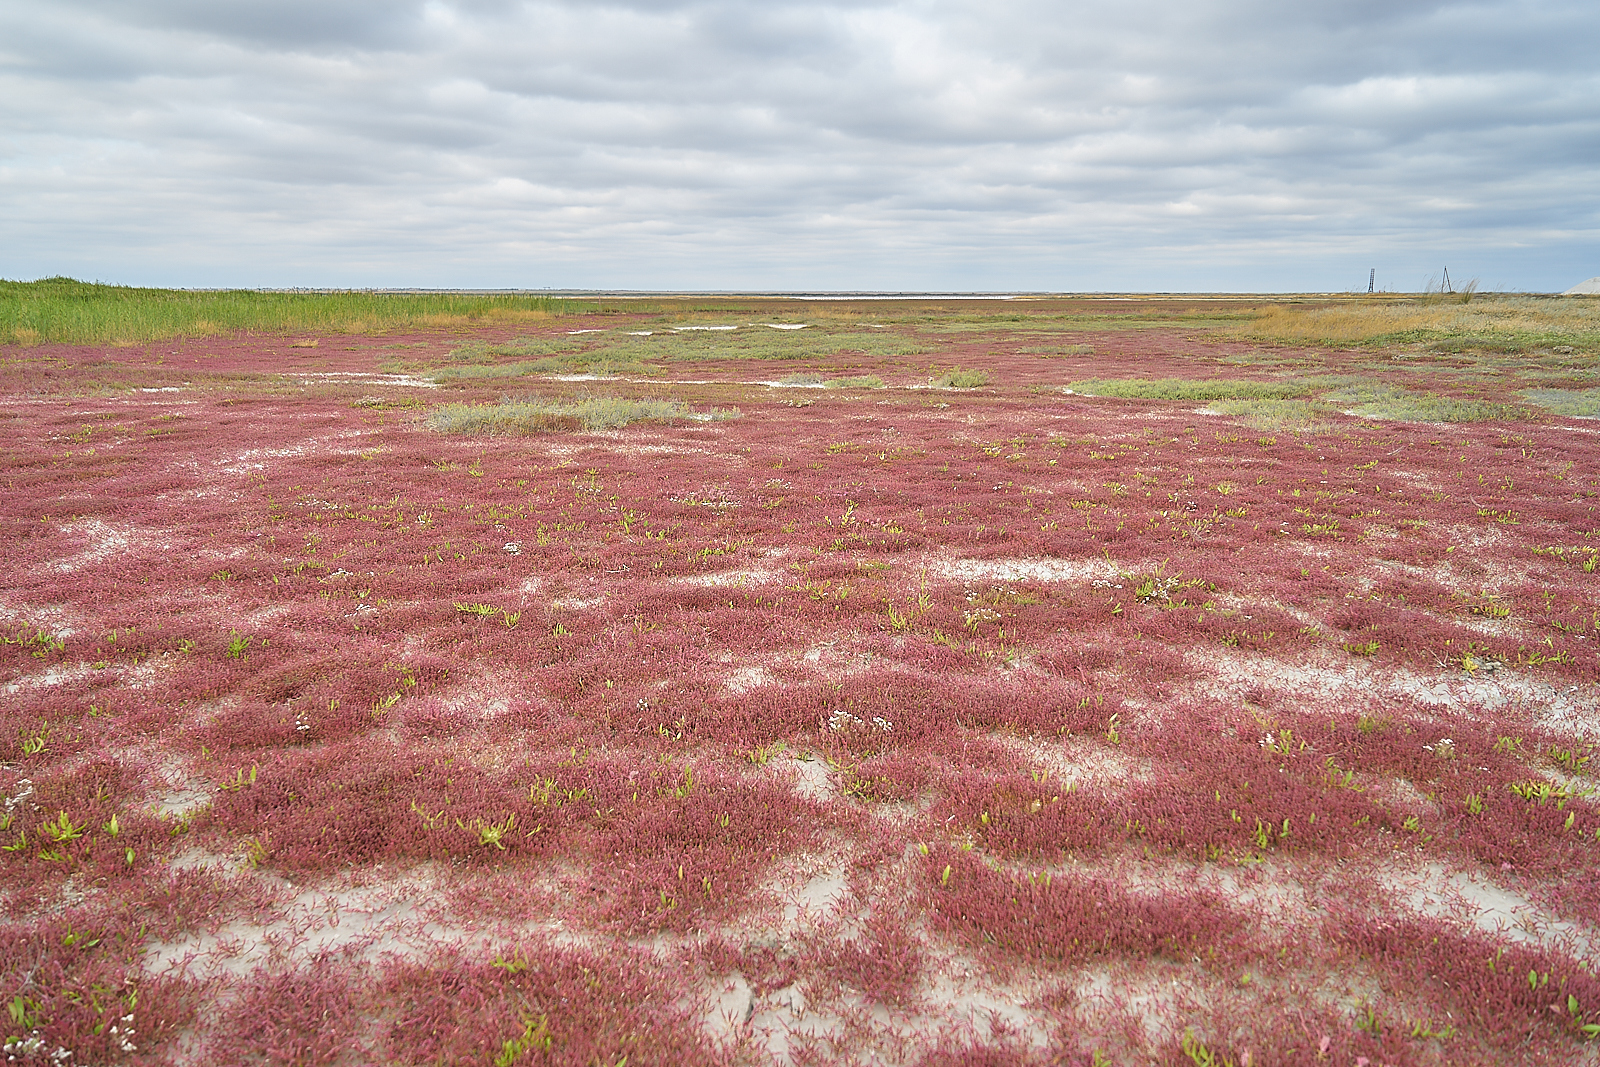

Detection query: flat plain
xmin=3 ymin=282 xmax=1600 ymax=1066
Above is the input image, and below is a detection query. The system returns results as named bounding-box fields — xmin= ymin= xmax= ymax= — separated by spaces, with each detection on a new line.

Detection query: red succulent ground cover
xmin=2 ymin=304 xmax=1599 ymax=1066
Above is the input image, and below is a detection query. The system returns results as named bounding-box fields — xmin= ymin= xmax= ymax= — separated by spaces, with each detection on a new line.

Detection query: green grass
xmin=1067 ymin=377 xmax=1315 ymax=401
xmin=1021 ymin=344 xmax=1096 ymax=356
xmin=0 ymin=277 xmax=586 ymax=345
xmin=921 ymin=310 xmax=1254 ymax=332
xmin=933 ymin=368 xmax=993 ymax=388
xmin=623 ymin=329 xmax=929 ymax=363
xmin=427 ymin=397 xmax=738 ymax=434
xmin=1322 ymin=383 xmax=1528 ymax=423
xmin=778 ymin=372 xmax=885 ymax=388
xmin=1072 ymin=375 xmax=1532 ymax=425
xmin=431 ymin=352 xmax=656 ymax=382
xmin=1519 ymin=388 xmax=1600 ymax=418
xmin=446 ymin=338 xmax=579 ymax=363
xmin=1206 ymin=398 xmax=1335 ymax=430
xmin=427 ymin=330 xmax=923 ymax=383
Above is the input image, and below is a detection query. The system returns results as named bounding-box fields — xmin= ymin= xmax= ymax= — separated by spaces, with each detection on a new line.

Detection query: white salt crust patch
xmin=52 ymin=518 xmax=135 ymax=573
xmin=924 ymin=555 xmax=1120 ymax=585
xmin=150 ymin=770 xmax=213 ymax=820
xmin=142 ymin=874 xmax=461 ymax=979
xmin=669 ymin=567 xmax=783 ymax=588
xmin=783 ymin=871 xmax=850 ymax=928
xmin=2 ymin=663 xmax=96 ymax=697
xmin=287 ymin=371 xmax=438 ymax=389
xmin=990 ymin=735 xmax=1149 ymax=792
xmin=1393 ymin=861 xmax=1600 ymax=962
xmin=724 ymin=666 xmax=776 ymax=694
xmin=786 ymin=757 xmax=834 ymax=802
xmin=1199 ymin=648 xmax=1600 ymax=733
xmin=217 ymin=429 xmax=375 ymax=475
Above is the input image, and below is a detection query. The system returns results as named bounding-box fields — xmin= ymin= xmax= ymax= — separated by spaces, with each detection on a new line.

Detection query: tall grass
xmin=0 ymin=277 xmax=587 ymax=345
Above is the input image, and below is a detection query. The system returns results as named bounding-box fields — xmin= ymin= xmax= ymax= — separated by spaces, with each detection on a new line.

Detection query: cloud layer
xmin=3 ymin=1 xmax=1597 ymax=290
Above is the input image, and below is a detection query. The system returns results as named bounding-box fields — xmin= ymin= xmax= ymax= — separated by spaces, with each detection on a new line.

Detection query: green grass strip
xmin=1 ymin=277 xmax=586 ymax=345
xmin=428 ymin=397 xmax=739 ymax=434
xmin=1521 ymin=388 xmax=1600 ymax=418
xmin=1068 ymin=377 xmax=1311 ymax=401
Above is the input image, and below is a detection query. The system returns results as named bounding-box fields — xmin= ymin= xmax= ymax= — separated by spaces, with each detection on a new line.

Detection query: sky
xmin=2 ymin=0 xmax=1597 ymax=292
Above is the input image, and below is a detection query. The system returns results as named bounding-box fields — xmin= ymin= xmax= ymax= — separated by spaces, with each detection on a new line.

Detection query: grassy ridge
xmin=0 ymin=277 xmax=587 ymax=345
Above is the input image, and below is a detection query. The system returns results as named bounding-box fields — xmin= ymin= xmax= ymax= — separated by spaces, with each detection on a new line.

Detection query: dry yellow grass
xmin=1242 ymin=296 xmax=1600 ymax=348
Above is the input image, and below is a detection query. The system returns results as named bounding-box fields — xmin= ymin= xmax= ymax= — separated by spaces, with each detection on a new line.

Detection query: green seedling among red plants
xmin=2 ymin=288 xmax=1598 ymax=1065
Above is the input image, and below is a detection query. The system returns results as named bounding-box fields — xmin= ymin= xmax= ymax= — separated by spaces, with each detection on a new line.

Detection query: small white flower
xmin=504 ymin=542 xmax=521 ymax=555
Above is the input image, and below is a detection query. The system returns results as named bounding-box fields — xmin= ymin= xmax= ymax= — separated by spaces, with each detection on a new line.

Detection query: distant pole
xmin=1368 ymin=269 xmax=1375 ymax=293
xmin=1442 ymin=266 xmax=1452 ymax=294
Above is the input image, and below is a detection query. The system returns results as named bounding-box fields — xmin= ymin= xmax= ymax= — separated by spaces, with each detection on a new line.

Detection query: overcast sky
xmin=2 ymin=0 xmax=1596 ymax=291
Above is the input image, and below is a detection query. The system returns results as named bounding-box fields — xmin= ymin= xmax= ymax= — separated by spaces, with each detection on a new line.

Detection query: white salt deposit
xmin=671 ymin=325 xmax=738 ymax=331
xmin=762 ymin=323 xmax=808 ymax=330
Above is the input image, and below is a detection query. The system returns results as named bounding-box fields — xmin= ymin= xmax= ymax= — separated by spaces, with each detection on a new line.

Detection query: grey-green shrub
xmin=934 ymin=368 xmax=993 ymax=388
xmin=428 ymin=397 xmax=737 ymax=434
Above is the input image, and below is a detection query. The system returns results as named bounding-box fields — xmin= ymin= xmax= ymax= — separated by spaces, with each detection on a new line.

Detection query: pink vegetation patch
xmin=2 ymin=311 xmax=1598 ymax=1065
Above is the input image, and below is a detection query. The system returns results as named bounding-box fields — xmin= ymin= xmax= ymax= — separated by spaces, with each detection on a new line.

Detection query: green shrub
xmin=1521 ymin=388 xmax=1600 ymax=418
xmin=1022 ymin=344 xmax=1095 ymax=356
xmin=427 ymin=397 xmax=737 ymax=434
xmin=1067 ymin=377 xmax=1311 ymax=401
xmin=1324 ymin=383 xmax=1527 ymax=422
xmin=1208 ymin=398 xmax=1334 ymax=430
xmin=933 ymin=368 xmax=993 ymax=388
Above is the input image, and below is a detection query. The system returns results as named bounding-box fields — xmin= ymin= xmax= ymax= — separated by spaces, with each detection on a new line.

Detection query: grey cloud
xmin=1 ymin=0 xmax=1597 ymax=290
xmin=64 ymin=0 xmax=434 ymax=51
